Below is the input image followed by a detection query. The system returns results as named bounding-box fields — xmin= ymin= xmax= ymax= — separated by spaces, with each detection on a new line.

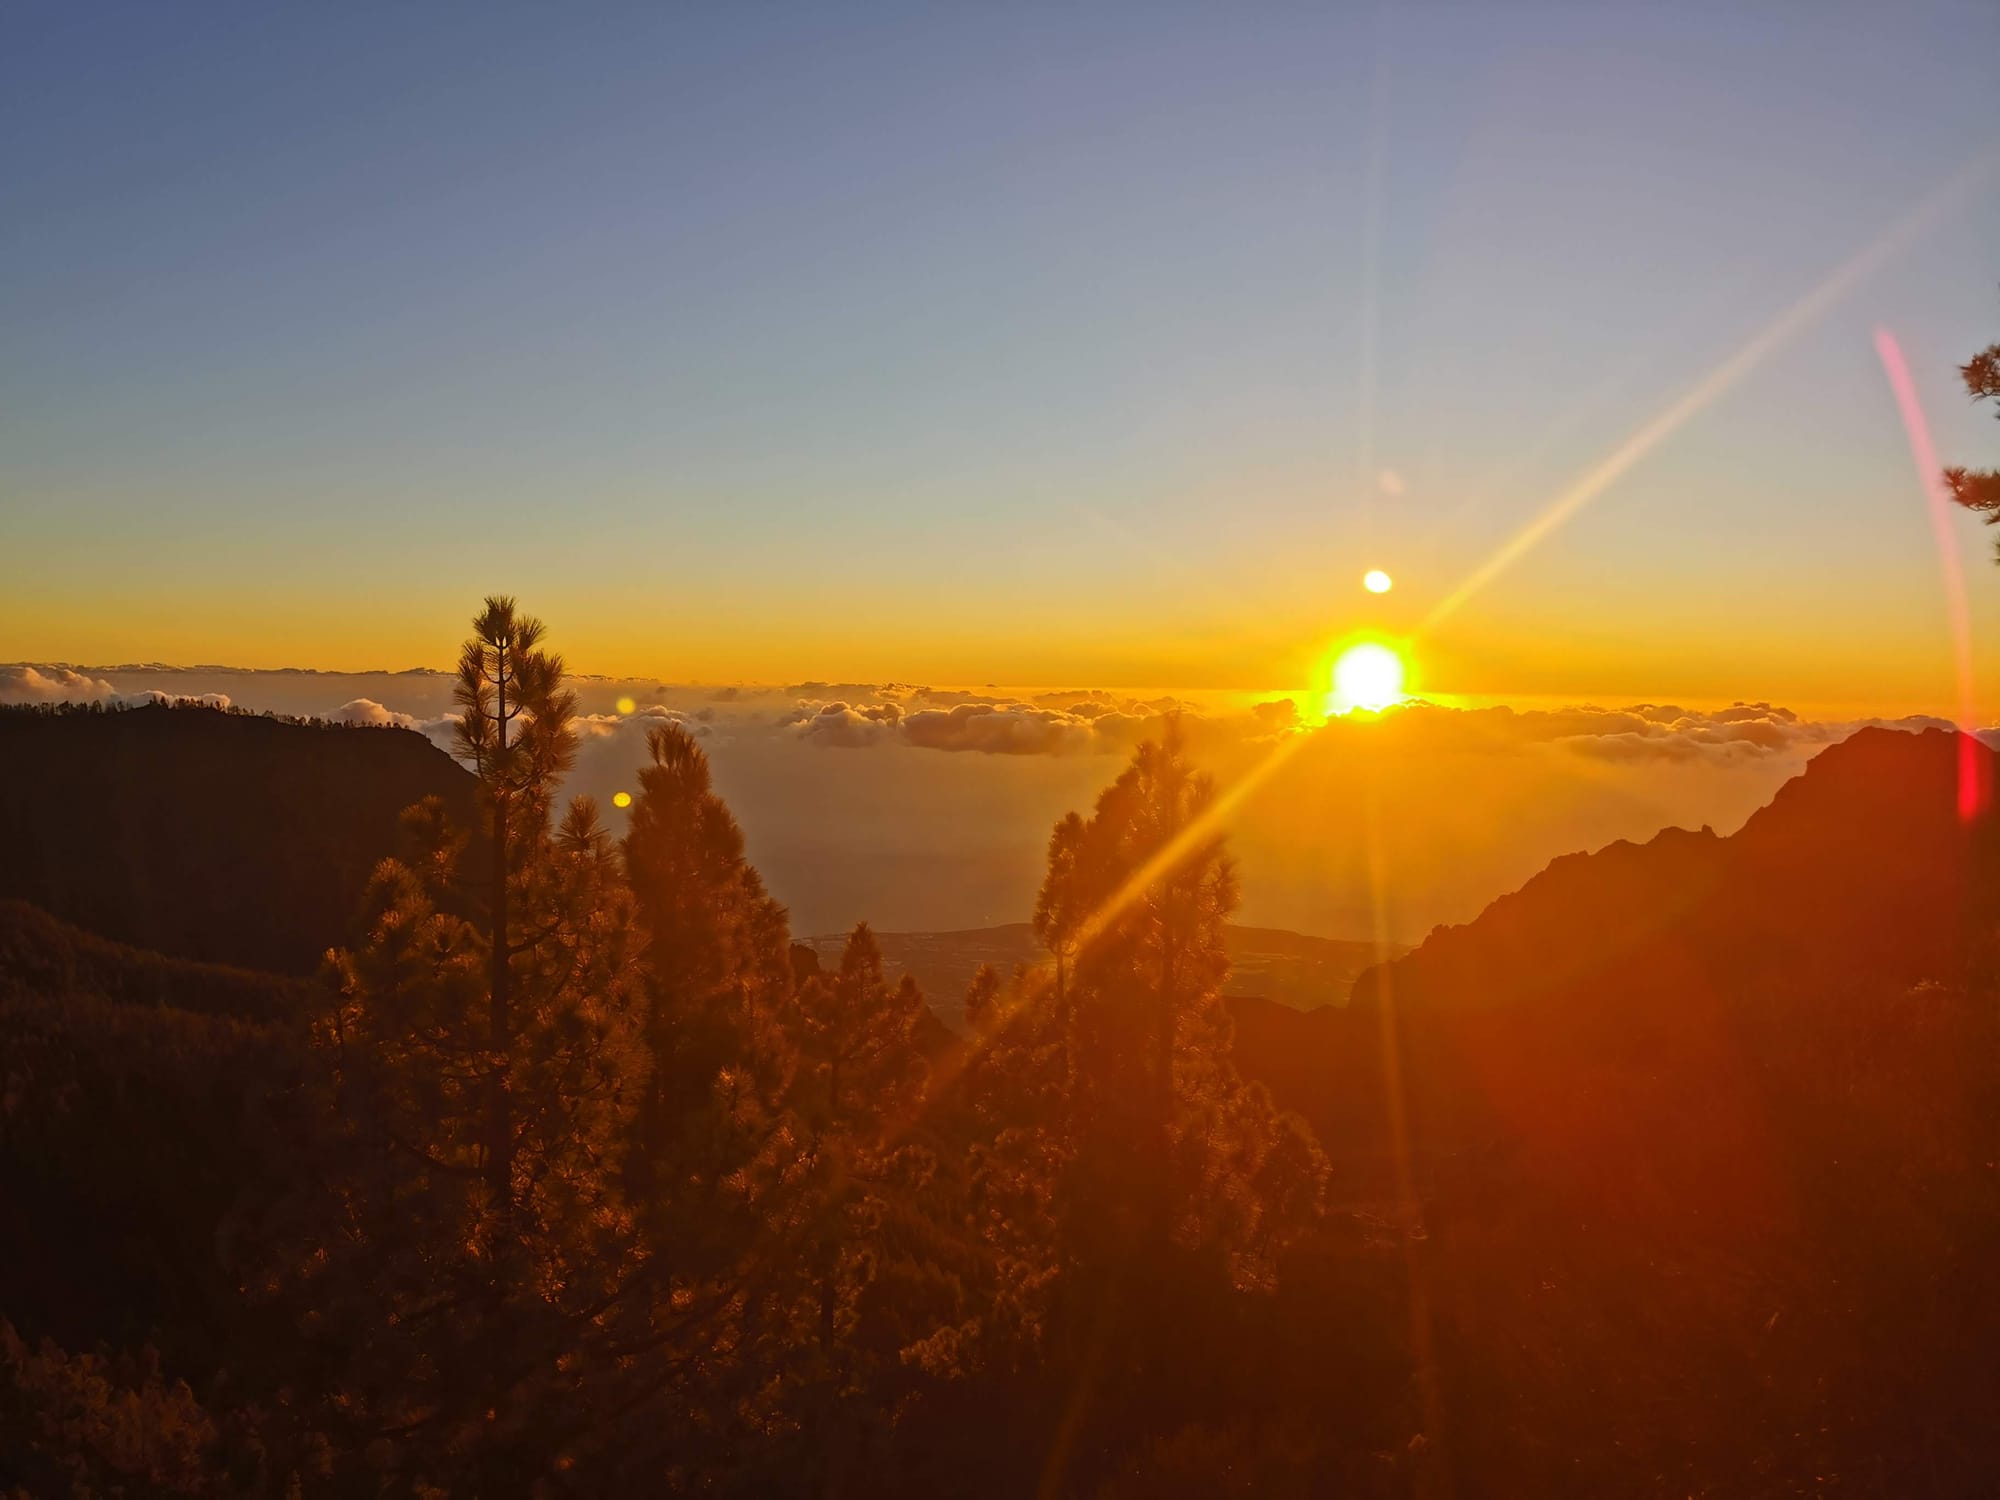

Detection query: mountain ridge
xmin=0 ymin=703 xmax=481 ymax=974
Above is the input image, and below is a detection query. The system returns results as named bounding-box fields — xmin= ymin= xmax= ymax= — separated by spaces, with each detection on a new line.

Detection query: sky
xmin=6 ymin=2 xmax=2000 ymax=715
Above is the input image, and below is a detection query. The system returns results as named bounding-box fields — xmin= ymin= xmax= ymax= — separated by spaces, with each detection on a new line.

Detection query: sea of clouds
xmin=2 ymin=662 xmax=1977 ymax=940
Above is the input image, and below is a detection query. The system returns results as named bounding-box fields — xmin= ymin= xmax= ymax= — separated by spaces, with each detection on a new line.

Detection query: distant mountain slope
xmin=0 ymin=704 xmax=479 ymax=974
xmin=807 ymin=921 xmax=1395 ymax=1027
xmin=1224 ymin=728 xmax=2000 ymax=1487
xmin=1228 ymin=726 xmax=2000 ymax=1178
xmin=1356 ymin=724 xmax=1993 ymax=1020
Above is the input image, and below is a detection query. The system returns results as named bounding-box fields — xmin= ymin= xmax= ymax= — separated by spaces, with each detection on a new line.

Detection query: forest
xmin=3 ymin=597 xmax=1999 ymax=1498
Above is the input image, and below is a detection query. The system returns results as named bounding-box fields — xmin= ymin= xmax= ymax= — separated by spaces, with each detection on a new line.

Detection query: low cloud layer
xmin=9 ymin=665 xmax=1970 ymax=773
xmin=1306 ymin=699 xmax=1959 ymax=767
xmin=7 ymin=662 xmax=1993 ymax=940
xmin=0 ymin=666 xmax=119 ymax=704
xmin=780 ymin=688 xmax=1296 ymax=758
xmin=1 ymin=664 xmax=232 ymax=712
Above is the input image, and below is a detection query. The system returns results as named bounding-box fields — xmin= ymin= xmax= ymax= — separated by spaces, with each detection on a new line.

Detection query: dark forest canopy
xmin=4 ymin=601 xmax=2000 ymax=1497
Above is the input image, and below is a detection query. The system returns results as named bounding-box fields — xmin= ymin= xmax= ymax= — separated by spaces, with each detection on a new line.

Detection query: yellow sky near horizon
xmin=7 ymin=571 xmax=1995 ymax=726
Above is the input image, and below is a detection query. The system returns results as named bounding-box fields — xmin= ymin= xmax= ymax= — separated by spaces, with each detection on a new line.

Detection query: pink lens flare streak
xmin=1874 ymin=327 xmax=1985 ymax=821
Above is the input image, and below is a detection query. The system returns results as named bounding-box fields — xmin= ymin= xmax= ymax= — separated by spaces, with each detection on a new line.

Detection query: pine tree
xmin=944 ymin=726 xmax=1331 ymax=1489
xmin=1944 ymin=324 xmax=2000 ymax=547
xmin=1030 ymin=721 xmax=1325 ymax=1286
xmin=1033 ymin=812 xmax=1087 ymax=1097
xmin=290 ymin=601 xmax=646 ymax=1485
xmin=596 ymin=721 xmax=817 ymax=1478
xmin=622 ymin=720 xmax=800 ymax=1229
xmin=451 ymin=595 xmax=581 ymax=1217
xmin=802 ymin=924 xmax=926 ymax=1128
xmin=782 ymin=926 xmax=942 ymax=1484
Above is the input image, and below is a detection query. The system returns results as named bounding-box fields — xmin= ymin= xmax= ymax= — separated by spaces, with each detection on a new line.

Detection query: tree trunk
xmin=488 ymin=649 xmax=513 ymax=1220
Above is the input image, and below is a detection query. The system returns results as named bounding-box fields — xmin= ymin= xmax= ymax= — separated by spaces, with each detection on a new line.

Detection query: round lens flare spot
xmin=615 ymin=696 xmax=637 ymax=715
xmin=1363 ymin=569 xmax=1393 ymax=594
xmin=611 ymin=791 xmax=633 ymax=810
xmin=1329 ymin=643 xmax=1407 ymax=715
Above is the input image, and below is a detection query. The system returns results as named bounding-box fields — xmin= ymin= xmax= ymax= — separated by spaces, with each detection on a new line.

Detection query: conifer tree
xmin=622 ymin=720 xmax=800 ymax=1216
xmin=606 ymin=720 xmax=814 ymax=1464
xmin=292 ymin=600 xmax=646 ymax=1484
xmin=1029 ymin=722 xmax=1325 ymax=1285
xmin=1944 ymin=326 xmax=2000 ymax=537
xmin=803 ymin=923 xmax=926 ymax=1128
xmin=1033 ymin=811 xmax=1087 ymax=1095
xmin=450 ymin=596 xmax=581 ymax=1215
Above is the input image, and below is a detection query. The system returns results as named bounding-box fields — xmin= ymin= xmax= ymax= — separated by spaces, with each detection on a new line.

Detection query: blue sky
xmin=4 ymin=2 xmax=1999 ymax=710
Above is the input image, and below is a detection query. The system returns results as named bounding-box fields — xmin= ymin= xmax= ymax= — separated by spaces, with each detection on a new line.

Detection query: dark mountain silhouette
xmin=1334 ymin=725 xmax=1998 ymax=1162
xmin=1364 ymin=723 xmax=1994 ymax=1010
xmin=1231 ymin=727 xmax=1998 ymax=1146
xmin=1225 ymin=726 xmax=2000 ymax=1491
xmin=0 ymin=704 xmax=479 ymax=974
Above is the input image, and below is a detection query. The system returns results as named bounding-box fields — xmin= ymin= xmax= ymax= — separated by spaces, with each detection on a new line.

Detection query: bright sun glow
xmin=1363 ymin=568 xmax=1393 ymax=594
xmin=1328 ymin=642 xmax=1407 ymax=715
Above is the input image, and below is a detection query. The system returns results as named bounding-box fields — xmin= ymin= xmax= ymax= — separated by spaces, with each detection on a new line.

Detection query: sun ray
xmin=1419 ymin=147 xmax=2000 ymax=638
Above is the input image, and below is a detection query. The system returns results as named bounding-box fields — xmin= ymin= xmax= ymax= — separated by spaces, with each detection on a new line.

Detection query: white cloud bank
xmin=0 ymin=665 xmax=231 ymax=711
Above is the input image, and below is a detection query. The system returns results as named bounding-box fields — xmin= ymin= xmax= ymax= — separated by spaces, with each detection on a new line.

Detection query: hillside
xmin=1223 ymin=727 xmax=2000 ymax=1487
xmin=0 ymin=899 xmax=315 ymax=1021
xmin=0 ymin=925 xmax=303 ymax=1369
xmin=0 ymin=704 xmax=479 ymax=974
xmin=1233 ymin=727 xmax=1999 ymax=1150
xmin=1356 ymin=724 xmax=1994 ymax=1017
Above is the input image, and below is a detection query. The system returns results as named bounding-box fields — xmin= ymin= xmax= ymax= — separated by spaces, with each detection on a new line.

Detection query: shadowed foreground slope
xmin=4 ymin=710 xmax=1999 ymax=1494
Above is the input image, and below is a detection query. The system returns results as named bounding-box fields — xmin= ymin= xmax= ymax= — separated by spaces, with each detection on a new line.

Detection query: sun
xmin=1363 ymin=568 xmax=1392 ymax=594
xmin=1328 ymin=641 xmax=1407 ymax=715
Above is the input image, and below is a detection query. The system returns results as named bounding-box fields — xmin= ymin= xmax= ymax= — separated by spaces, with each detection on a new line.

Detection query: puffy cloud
xmin=1250 ymin=698 xmax=1302 ymax=732
xmin=412 ymin=713 xmax=463 ymax=752
xmin=334 ymin=697 xmax=416 ymax=728
xmin=1550 ymin=703 xmax=1953 ymax=764
xmin=787 ymin=700 xmax=904 ymax=749
xmin=575 ymin=704 xmax=702 ymax=740
xmin=902 ymin=702 xmax=1097 ymax=756
xmin=330 ymin=697 xmax=465 ymax=752
xmin=787 ymin=681 xmax=886 ymax=701
xmin=779 ymin=690 xmax=1307 ymax=758
xmin=905 ymin=688 xmax=1011 ymax=709
xmin=0 ymin=665 xmax=119 ymax=704
xmin=0 ymin=666 xmax=233 ymax=711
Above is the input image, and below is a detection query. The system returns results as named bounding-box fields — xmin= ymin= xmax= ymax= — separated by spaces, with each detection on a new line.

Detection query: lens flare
xmin=612 ymin=791 xmax=632 ymax=809
xmin=615 ymin=695 xmax=637 ymax=715
xmin=1329 ymin=642 xmax=1406 ymax=715
xmin=1363 ymin=568 xmax=1393 ymax=594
